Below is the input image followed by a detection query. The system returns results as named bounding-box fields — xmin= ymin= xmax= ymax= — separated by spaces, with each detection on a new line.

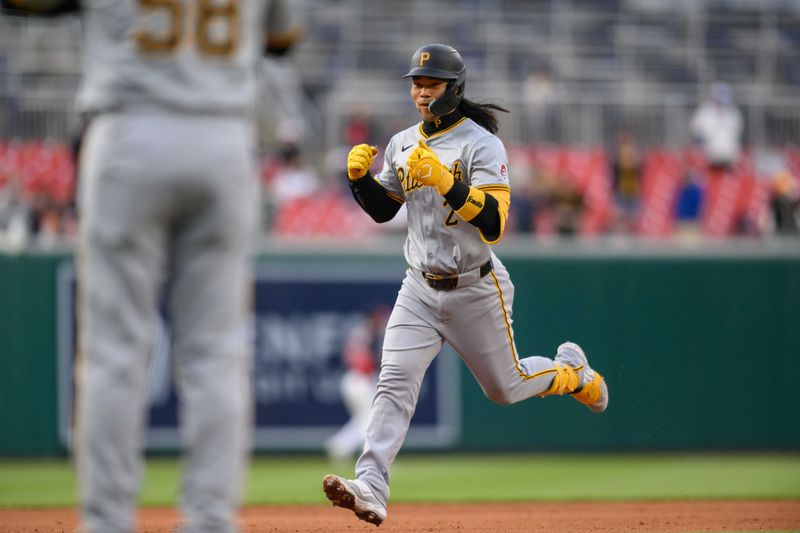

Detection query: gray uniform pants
xmin=355 ymin=254 xmax=558 ymax=506
xmin=76 ymin=112 xmax=257 ymax=533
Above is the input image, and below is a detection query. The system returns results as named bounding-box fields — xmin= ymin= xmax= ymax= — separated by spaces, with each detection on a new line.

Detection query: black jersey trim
xmin=490 ymin=271 xmax=559 ymax=383
xmin=418 ymin=116 xmax=468 ymax=140
xmin=477 ymin=184 xmax=511 ymax=193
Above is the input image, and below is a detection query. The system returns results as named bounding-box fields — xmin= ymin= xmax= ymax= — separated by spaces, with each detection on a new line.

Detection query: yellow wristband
xmin=455 ymin=187 xmax=486 ymax=222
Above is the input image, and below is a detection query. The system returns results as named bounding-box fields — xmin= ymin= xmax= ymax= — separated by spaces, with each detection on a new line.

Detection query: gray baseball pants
xmin=355 ymin=253 xmax=559 ymax=506
xmin=76 ymin=112 xmax=257 ymax=533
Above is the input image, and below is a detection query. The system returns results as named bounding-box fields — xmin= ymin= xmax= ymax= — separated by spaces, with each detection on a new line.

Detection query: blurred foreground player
xmin=2 ymin=1 xmax=301 ymax=531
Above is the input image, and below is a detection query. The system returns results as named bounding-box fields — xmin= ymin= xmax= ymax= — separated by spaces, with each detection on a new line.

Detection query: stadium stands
xmin=0 ymin=1 xmax=798 ymax=242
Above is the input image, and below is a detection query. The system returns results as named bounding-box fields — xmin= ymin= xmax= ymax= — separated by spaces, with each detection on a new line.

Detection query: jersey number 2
xmin=136 ymin=0 xmax=240 ymax=57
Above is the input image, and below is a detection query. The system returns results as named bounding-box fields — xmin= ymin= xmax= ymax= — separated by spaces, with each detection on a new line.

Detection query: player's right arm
xmin=347 ymin=143 xmax=404 ymax=223
xmin=263 ymin=0 xmax=304 ymax=57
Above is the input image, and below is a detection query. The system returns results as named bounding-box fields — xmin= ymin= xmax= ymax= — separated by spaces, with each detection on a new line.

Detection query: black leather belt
xmin=422 ymin=260 xmax=493 ymax=291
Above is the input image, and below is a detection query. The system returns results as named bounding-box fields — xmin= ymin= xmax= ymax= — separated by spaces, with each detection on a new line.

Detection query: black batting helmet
xmin=403 ymin=44 xmax=466 ymax=116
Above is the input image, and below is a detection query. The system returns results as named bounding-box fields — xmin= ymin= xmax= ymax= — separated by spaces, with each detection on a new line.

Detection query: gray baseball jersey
xmin=77 ymin=0 xmax=291 ymax=114
xmin=375 ymin=117 xmax=510 ymax=274
xmin=74 ymin=2 xmax=294 ymax=532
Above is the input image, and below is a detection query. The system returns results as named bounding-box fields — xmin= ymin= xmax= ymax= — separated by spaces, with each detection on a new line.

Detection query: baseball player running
xmin=322 ymin=43 xmax=609 ymax=527
xmin=3 ymin=1 xmax=300 ymax=532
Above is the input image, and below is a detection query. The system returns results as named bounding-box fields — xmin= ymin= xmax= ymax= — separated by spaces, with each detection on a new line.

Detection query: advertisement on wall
xmin=57 ymin=261 xmax=460 ymax=451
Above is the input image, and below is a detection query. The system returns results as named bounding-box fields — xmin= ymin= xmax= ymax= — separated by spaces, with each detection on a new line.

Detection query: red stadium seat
xmin=273 ymin=192 xmax=379 ymax=238
xmin=0 ymin=140 xmax=76 ymax=205
xmin=636 ymin=150 xmax=683 ymax=237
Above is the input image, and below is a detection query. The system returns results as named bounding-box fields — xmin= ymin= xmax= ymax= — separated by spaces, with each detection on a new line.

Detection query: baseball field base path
xmin=1 ymin=500 xmax=799 ymax=532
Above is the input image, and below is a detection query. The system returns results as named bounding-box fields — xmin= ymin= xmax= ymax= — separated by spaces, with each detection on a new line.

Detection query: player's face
xmin=411 ymin=77 xmax=448 ymax=122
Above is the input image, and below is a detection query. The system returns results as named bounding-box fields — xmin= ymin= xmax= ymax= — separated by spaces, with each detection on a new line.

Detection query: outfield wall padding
xmin=0 ymin=253 xmax=64 ymax=455
xmin=1 ymin=245 xmax=798 ymax=454
xmin=459 ymin=251 xmax=800 ymax=451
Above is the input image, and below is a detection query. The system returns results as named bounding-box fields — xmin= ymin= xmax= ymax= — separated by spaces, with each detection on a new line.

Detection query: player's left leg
xmin=443 ymin=254 xmax=607 ymax=412
xmin=169 ymin=116 xmax=257 ymax=533
xmin=553 ymin=341 xmax=608 ymax=412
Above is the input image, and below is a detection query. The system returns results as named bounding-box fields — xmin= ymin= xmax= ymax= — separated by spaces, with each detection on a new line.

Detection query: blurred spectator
xmin=269 ymin=142 xmax=322 ymax=206
xmin=0 ymin=139 xmax=78 ymax=247
xmin=690 ymin=82 xmax=744 ymax=179
xmin=323 ymin=112 xmax=375 ymax=195
xmin=521 ymin=66 xmax=558 ymax=143
xmin=533 ymin=166 xmax=583 ymax=236
xmin=610 ymin=128 xmax=642 ymax=232
xmin=508 ymin=150 xmax=536 ymax=234
xmin=771 ymin=170 xmax=799 ymax=236
xmin=33 ymin=205 xmax=62 ymax=248
xmin=0 ymin=178 xmax=31 ymax=252
xmin=674 ymin=169 xmax=705 ymax=237
xmin=325 ymin=305 xmax=390 ymax=464
xmin=270 ymin=140 xmax=384 ymax=238
xmin=344 ymin=112 xmax=372 ymax=146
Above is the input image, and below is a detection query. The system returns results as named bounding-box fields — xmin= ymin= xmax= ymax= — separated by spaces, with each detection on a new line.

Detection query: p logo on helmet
xmin=403 ymin=44 xmax=467 ymax=117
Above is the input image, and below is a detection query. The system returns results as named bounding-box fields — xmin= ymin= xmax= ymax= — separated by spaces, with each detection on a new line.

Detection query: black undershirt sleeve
xmin=264 ymin=43 xmax=293 ymax=57
xmin=442 ymin=179 xmax=470 ymax=209
xmin=349 ymin=172 xmax=404 ymax=223
xmin=443 ymin=180 xmax=502 ymax=241
xmin=1 ymin=0 xmax=80 ymax=15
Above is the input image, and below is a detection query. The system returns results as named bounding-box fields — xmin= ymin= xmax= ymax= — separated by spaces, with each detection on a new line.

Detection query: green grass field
xmin=1 ymin=452 xmax=799 ymax=508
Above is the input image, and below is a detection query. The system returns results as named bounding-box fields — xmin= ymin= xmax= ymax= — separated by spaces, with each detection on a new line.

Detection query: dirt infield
xmin=0 ymin=500 xmax=798 ymax=532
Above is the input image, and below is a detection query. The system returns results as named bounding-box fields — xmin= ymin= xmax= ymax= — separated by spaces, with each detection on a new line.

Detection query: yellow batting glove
xmin=347 ymin=144 xmax=379 ymax=181
xmin=406 ymin=140 xmax=454 ymax=195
